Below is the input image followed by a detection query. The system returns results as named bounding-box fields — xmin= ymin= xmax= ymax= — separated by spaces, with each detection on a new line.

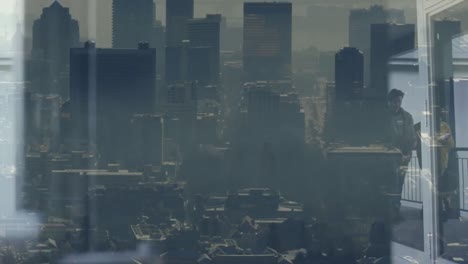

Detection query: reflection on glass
xmin=431 ymin=2 xmax=468 ymax=262
xmin=5 ymin=0 xmax=468 ymax=263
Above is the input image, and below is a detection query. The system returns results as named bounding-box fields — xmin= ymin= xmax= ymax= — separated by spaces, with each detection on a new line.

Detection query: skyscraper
xmin=70 ymin=42 xmax=156 ymax=119
xmin=370 ymin=23 xmax=415 ymax=99
xmin=166 ymin=0 xmax=194 ymax=46
xmin=335 ymin=47 xmax=364 ymax=100
xmin=162 ymin=82 xmax=198 ymax=152
xmin=349 ymin=5 xmax=405 ymax=51
xmin=246 ymin=85 xmax=281 ymax=142
xmin=243 ymin=2 xmax=292 ymax=81
xmin=165 ymin=45 xmax=187 ymax=83
xmin=112 ymin=0 xmax=155 ymax=48
xmin=188 ymin=14 xmax=221 ymax=84
xmin=166 ymin=14 xmax=222 ymax=85
xmin=70 ymin=42 xmax=156 ymax=163
xmin=32 ymin=1 xmax=80 ymax=95
xmin=187 ymin=46 xmax=215 ymax=84
xmin=153 ymin=20 xmax=166 ymax=78
xmin=348 ymin=5 xmax=405 ymax=85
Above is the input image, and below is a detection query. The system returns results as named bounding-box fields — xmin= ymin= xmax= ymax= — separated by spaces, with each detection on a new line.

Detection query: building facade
xmin=348 ymin=5 xmax=405 ymax=86
xmin=166 ymin=0 xmax=194 ymax=46
xmin=70 ymin=42 xmax=157 ymax=164
xmin=335 ymin=47 xmax=364 ymax=101
xmin=188 ymin=14 xmax=221 ymax=84
xmin=369 ymin=23 xmax=415 ymax=99
xmin=31 ymin=1 xmax=80 ymax=96
xmin=243 ymin=2 xmax=292 ymax=81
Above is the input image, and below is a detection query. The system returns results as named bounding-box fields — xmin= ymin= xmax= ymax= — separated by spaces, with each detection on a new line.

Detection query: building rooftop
xmin=327 ymin=145 xmax=402 ymax=155
xmin=131 ymin=224 xmax=166 ymax=241
xmin=51 ymin=169 xmax=143 ymax=177
xmin=211 ymin=253 xmax=280 ymax=264
xmin=390 ymin=33 xmax=468 ymax=66
xmin=49 ymin=1 xmax=64 ymax=10
xmin=254 ymin=218 xmax=288 ymax=225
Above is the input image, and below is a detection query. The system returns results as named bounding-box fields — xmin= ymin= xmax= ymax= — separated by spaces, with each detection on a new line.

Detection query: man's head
xmin=387 ymin=89 xmax=405 ymax=114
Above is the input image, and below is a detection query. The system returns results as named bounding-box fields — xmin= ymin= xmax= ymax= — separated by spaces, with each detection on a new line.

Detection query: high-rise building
xmin=167 ymin=43 xmax=221 ymax=86
xmin=238 ymin=83 xmax=304 ymax=188
xmin=129 ymin=114 xmax=163 ymax=169
xmin=348 ymin=5 xmax=405 ymax=85
xmin=31 ymin=1 xmax=80 ymax=96
xmin=70 ymin=42 xmax=156 ymax=119
xmin=166 ymin=0 xmax=194 ymax=46
xmin=162 ymin=82 xmax=198 ymax=152
xmin=112 ymin=0 xmax=155 ymax=48
xmin=70 ymin=42 xmax=156 ymax=163
xmin=188 ymin=15 xmax=221 ymax=49
xmin=246 ymin=85 xmax=281 ymax=142
xmin=187 ymin=46 xmax=215 ymax=84
xmin=370 ymin=23 xmax=415 ymax=99
xmin=279 ymin=92 xmax=305 ymax=145
xmin=349 ymin=5 xmax=405 ymax=51
xmin=153 ymin=20 xmax=166 ymax=78
xmin=188 ymin=14 xmax=221 ymax=84
xmin=335 ymin=47 xmax=364 ymax=100
xmin=243 ymin=2 xmax=292 ymax=81
xmin=165 ymin=45 xmax=187 ymax=83
xmin=165 ymin=14 xmax=221 ymax=85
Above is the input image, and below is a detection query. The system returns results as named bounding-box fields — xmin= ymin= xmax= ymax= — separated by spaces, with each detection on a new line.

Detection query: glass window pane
xmin=2 ymin=0 xmax=460 ymax=263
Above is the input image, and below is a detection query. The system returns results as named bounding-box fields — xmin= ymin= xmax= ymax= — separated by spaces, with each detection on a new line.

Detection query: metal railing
xmin=400 ymin=149 xmax=468 ymax=211
xmin=401 ymin=153 xmax=423 ymax=203
xmin=457 ymin=149 xmax=468 ymax=211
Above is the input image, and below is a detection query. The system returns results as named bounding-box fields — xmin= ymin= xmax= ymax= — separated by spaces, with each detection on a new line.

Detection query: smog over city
xmin=0 ymin=0 xmax=465 ymax=263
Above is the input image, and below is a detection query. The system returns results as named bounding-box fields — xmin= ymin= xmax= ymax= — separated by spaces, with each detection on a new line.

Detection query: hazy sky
xmin=0 ymin=0 xmax=18 ymax=15
xmin=0 ymin=0 xmax=417 ymax=49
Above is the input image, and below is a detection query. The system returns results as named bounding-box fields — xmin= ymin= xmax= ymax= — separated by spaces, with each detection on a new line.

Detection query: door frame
xmin=403 ymin=0 xmax=466 ymax=263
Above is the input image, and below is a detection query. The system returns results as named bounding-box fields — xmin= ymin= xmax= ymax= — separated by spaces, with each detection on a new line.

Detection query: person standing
xmin=386 ymin=89 xmax=417 ymax=219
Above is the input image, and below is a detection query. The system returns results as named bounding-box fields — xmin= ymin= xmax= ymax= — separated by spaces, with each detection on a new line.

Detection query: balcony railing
xmin=457 ymin=149 xmax=468 ymax=212
xmin=402 ymin=153 xmax=423 ymax=203
xmin=401 ymin=149 xmax=468 ymax=211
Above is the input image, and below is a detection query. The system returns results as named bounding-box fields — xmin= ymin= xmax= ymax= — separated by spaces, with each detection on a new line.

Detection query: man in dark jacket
xmin=386 ymin=89 xmax=417 ymax=218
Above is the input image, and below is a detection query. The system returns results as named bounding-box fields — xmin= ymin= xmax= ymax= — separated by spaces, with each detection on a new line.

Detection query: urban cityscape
xmin=0 ymin=0 xmax=467 ymax=263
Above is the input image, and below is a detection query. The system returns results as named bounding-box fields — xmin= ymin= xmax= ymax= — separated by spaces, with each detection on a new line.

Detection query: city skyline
xmin=0 ymin=0 xmax=466 ymax=263
xmin=0 ymin=0 xmax=419 ymax=51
